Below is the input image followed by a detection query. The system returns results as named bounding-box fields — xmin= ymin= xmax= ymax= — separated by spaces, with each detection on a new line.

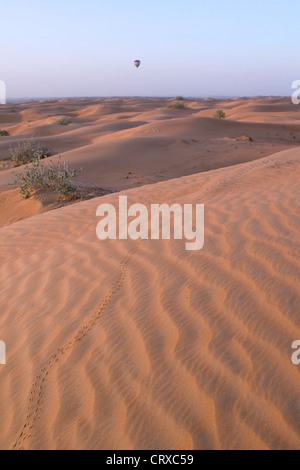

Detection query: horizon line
xmin=4 ymin=95 xmax=290 ymax=104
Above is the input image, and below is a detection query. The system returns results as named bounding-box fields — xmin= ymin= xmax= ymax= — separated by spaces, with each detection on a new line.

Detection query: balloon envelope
xmin=134 ymin=60 xmax=141 ymax=68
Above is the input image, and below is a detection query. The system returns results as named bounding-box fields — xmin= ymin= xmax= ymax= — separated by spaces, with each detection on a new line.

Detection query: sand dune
xmin=1 ymin=98 xmax=299 ymax=195
xmin=0 ymin=189 xmax=43 ymax=227
xmin=0 ymin=98 xmax=299 ymax=450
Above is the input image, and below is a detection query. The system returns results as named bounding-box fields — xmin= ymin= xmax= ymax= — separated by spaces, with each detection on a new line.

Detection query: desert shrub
xmin=9 ymin=139 xmax=52 ymax=166
xmin=55 ymin=117 xmax=71 ymax=125
xmin=168 ymin=100 xmax=185 ymax=109
xmin=14 ymin=157 xmax=82 ymax=200
xmin=0 ymin=130 xmax=9 ymax=136
xmin=175 ymin=96 xmax=184 ymax=101
xmin=214 ymin=110 xmax=226 ymax=119
xmin=46 ymin=159 xmax=81 ymax=199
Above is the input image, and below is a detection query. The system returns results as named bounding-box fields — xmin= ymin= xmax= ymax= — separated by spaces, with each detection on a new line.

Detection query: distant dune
xmin=0 ymin=97 xmax=299 ymax=450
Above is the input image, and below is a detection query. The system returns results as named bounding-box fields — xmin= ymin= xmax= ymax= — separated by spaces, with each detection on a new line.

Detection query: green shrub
xmin=167 ymin=100 xmax=185 ymax=109
xmin=0 ymin=130 xmax=9 ymax=136
xmin=214 ymin=110 xmax=226 ymax=119
xmin=9 ymin=139 xmax=52 ymax=166
xmin=14 ymin=157 xmax=82 ymax=200
xmin=175 ymin=96 xmax=184 ymax=101
xmin=55 ymin=117 xmax=71 ymax=125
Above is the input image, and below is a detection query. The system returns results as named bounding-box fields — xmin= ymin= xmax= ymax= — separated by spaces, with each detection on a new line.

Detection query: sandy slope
xmin=0 ymin=144 xmax=299 ymax=450
xmin=0 ymin=97 xmax=299 ymax=212
xmin=0 ymin=189 xmax=43 ymax=227
xmin=0 ymin=98 xmax=299 ymax=450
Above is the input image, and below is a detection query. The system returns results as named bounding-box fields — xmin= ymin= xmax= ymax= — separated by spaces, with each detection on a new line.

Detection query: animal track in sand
xmin=12 ymin=242 xmax=141 ymax=451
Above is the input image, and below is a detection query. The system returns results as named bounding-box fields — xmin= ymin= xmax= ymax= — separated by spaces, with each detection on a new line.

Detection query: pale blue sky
xmin=1 ymin=0 xmax=298 ymax=98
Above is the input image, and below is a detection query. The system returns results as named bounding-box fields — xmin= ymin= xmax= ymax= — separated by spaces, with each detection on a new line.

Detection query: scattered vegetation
xmin=14 ymin=157 xmax=82 ymax=200
xmin=55 ymin=117 xmax=71 ymax=125
xmin=214 ymin=109 xmax=226 ymax=119
xmin=168 ymin=100 xmax=185 ymax=109
xmin=0 ymin=130 xmax=9 ymax=136
xmin=9 ymin=139 xmax=52 ymax=167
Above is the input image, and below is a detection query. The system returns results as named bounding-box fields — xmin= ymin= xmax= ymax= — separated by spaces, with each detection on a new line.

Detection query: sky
xmin=1 ymin=0 xmax=299 ymax=98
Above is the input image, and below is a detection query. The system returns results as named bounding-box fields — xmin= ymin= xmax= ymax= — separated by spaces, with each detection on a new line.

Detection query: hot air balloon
xmin=134 ymin=60 xmax=141 ymax=69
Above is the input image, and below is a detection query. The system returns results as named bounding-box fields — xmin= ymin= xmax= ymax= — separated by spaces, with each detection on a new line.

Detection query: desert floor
xmin=0 ymin=97 xmax=299 ymax=450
